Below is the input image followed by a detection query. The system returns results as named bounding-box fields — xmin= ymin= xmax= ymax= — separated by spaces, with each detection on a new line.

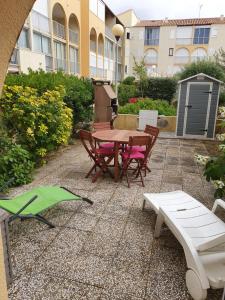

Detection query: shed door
xmin=184 ymin=83 xmax=212 ymax=136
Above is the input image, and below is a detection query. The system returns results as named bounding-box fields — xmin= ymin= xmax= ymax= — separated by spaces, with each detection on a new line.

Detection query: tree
xmin=177 ymin=59 xmax=225 ymax=82
xmin=214 ymin=48 xmax=225 ymax=71
xmin=133 ymin=57 xmax=148 ymax=98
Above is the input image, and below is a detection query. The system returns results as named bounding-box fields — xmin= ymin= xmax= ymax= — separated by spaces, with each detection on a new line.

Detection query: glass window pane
xmin=18 ymin=29 xmax=29 ymax=48
xmin=33 ymin=33 xmax=42 ymax=52
xmin=42 ymin=36 xmax=51 ymax=54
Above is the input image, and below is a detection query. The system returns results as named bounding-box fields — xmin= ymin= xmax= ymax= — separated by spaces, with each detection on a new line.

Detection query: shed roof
xmin=178 ymin=73 xmax=223 ymax=84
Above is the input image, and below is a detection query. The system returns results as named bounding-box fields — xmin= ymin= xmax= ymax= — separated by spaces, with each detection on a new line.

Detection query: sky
xmin=104 ymin=0 xmax=225 ymax=20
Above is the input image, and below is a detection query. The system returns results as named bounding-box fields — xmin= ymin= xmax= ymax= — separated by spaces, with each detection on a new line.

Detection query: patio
xmin=7 ymin=137 xmax=223 ymax=300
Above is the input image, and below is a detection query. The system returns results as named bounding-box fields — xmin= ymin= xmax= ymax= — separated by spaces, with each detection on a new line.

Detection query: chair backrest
xmin=93 ymin=122 xmax=111 ymax=131
xmin=128 ymin=135 xmax=153 ymax=162
xmin=144 ymin=125 xmax=159 ymax=146
xmin=79 ymin=130 xmax=97 ymax=157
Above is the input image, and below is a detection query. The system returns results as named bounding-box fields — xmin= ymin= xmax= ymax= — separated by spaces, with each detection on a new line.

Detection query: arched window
xmin=175 ymin=48 xmax=189 ymax=64
xmin=69 ymin=14 xmax=79 ymax=45
xmin=191 ymin=48 xmax=207 ymax=62
xmin=144 ymin=49 xmax=158 ymax=65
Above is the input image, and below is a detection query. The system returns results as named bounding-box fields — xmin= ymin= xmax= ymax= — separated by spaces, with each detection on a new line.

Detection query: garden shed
xmin=176 ymin=73 xmax=222 ymax=139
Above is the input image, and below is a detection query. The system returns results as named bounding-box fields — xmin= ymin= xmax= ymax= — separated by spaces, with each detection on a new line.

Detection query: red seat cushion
xmin=126 ymin=145 xmax=146 ymax=152
xmin=99 ymin=143 xmax=115 ymax=149
xmin=95 ymin=148 xmax=114 ymax=156
xmin=121 ymin=151 xmax=144 ymax=160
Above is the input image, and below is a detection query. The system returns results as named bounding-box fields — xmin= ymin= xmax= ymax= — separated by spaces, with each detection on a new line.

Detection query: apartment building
xmin=118 ymin=10 xmax=225 ymax=77
xmin=8 ymin=0 xmax=124 ymax=82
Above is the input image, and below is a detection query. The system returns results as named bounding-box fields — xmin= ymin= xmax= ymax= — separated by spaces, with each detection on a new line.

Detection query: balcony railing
xmin=32 ymin=10 xmax=50 ymax=34
xmin=174 ymin=56 xmax=190 ymax=64
xmin=70 ymin=61 xmax=80 ymax=74
xmin=10 ymin=48 xmax=19 ymax=65
xmin=45 ymin=56 xmax=53 ymax=72
xmin=90 ymin=66 xmax=97 ymax=78
xmin=69 ymin=29 xmax=79 ymax=45
xmin=53 ymin=20 xmax=65 ymax=39
xmin=54 ymin=58 xmax=66 ymax=71
xmin=144 ymin=39 xmax=159 ymax=46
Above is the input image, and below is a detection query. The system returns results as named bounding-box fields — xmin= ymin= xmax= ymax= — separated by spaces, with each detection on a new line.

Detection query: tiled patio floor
xmin=8 ymin=138 xmax=223 ymax=300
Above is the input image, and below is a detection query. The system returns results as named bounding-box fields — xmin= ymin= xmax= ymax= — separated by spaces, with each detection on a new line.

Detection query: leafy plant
xmin=0 ymin=85 xmax=73 ymax=163
xmin=144 ymin=77 xmax=177 ymax=103
xmin=122 ymin=76 xmax=136 ymax=85
xmin=118 ymin=98 xmax=176 ymax=116
xmin=118 ymin=84 xmax=138 ymax=106
xmin=0 ymin=136 xmax=34 ymax=188
xmin=178 ymin=60 xmax=225 ymax=82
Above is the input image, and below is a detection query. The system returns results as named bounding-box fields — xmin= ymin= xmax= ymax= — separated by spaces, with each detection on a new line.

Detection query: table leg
xmin=114 ymin=142 xmax=119 ymax=182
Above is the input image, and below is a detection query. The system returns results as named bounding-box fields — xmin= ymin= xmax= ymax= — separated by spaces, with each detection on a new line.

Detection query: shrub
xmin=118 ymin=98 xmax=177 ymax=116
xmin=143 ymin=77 xmax=177 ymax=103
xmin=118 ymin=83 xmax=138 ymax=106
xmin=5 ymin=70 xmax=94 ymax=126
xmin=122 ymin=76 xmax=136 ymax=85
xmin=219 ymin=91 xmax=225 ymax=105
xmin=0 ymin=136 xmax=34 ymax=188
xmin=0 ymin=85 xmax=73 ymax=163
xmin=178 ymin=60 xmax=225 ymax=82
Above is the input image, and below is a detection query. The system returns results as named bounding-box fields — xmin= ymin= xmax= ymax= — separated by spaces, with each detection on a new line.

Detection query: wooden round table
xmin=92 ymin=129 xmax=149 ymax=182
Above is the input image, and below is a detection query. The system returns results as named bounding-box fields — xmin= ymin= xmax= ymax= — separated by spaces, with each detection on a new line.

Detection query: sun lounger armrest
xmin=8 ymin=195 xmax=38 ymax=223
xmin=212 ymin=199 xmax=225 ymax=213
xmin=196 ymin=233 xmax=225 ymax=252
xmin=60 ymin=187 xmax=93 ymax=205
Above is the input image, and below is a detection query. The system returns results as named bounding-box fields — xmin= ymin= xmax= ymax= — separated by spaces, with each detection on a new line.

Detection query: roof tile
xmin=135 ymin=17 xmax=225 ymax=27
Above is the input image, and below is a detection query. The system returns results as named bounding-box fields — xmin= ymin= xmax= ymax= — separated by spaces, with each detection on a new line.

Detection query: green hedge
xmin=118 ymin=83 xmax=138 ymax=106
xmin=5 ymin=70 xmax=94 ymax=126
xmin=143 ymin=77 xmax=177 ymax=103
xmin=118 ymin=77 xmax=177 ymax=106
xmin=118 ymin=98 xmax=177 ymax=116
xmin=0 ymin=85 xmax=73 ymax=163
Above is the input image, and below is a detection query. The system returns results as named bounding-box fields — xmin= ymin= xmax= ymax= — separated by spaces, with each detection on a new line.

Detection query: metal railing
xmin=53 ymin=20 xmax=65 ymax=39
xmin=144 ymin=39 xmax=159 ymax=46
xmin=70 ymin=62 xmax=80 ymax=74
xmin=32 ymin=10 xmax=50 ymax=34
xmin=54 ymin=58 xmax=66 ymax=71
xmin=174 ymin=56 xmax=190 ymax=64
xmin=90 ymin=66 xmax=97 ymax=78
xmin=45 ymin=56 xmax=53 ymax=72
xmin=69 ymin=29 xmax=79 ymax=44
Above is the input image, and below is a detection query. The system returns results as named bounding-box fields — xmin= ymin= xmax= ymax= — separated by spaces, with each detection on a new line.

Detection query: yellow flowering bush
xmin=0 ymin=85 xmax=73 ymax=163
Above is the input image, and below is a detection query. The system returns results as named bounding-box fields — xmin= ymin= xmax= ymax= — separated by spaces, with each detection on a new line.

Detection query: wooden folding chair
xmin=79 ymin=130 xmax=114 ymax=183
xmin=120 ymin=135 xmax=152 ymax=188
xmin=93 ymin=122 xmax=115 ymax=150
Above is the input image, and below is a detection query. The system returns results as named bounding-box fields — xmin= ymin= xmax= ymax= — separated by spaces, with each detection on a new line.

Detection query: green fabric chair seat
xmin=0 ymin=186 xmax=93 ymax=228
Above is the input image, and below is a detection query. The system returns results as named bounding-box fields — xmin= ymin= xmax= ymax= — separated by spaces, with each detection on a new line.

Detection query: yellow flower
xmin=37 ymin=148 xmax=47 ymax=157
xmin=26 ymin=127 xmax=34 ymax=137
xmin=39 ymin=124 xmax=48 ymax=134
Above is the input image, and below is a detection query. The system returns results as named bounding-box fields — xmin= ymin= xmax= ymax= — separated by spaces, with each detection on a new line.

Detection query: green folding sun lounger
xmin=0 ymin=186 xmax=93 ymax=228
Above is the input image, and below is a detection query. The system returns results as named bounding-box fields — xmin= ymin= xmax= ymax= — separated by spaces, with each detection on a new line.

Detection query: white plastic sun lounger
xmin=143 ymin=191 xmax=225 ymax=300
